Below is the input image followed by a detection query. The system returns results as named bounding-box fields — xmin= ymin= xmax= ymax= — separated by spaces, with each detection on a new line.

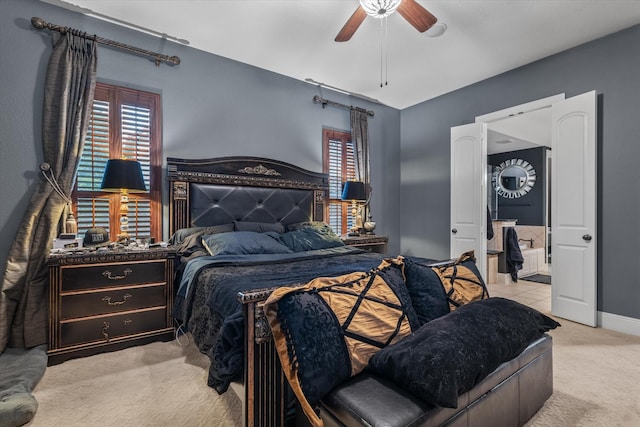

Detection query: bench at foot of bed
xmin=319 ymin=334 xmax=553 ymax=427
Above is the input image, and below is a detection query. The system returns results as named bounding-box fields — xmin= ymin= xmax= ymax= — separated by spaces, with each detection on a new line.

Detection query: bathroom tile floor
xmin=487 ymin=279 xmax=551 ymax=314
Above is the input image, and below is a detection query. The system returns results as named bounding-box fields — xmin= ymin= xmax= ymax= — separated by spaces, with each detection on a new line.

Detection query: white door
xmin=551 ymin=91 xmax=597 ymax=326
xmin=450 ymin=123 xmax=487 ymax=279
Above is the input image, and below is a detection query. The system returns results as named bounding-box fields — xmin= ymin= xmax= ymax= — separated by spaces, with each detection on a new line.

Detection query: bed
xmin=166 ymin=156 xmax=558 ymax=427
xmin=167 ymin=156 xmax=389 ymax=425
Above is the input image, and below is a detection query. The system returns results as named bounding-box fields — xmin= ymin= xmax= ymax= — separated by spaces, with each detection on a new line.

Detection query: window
xmin=323 ymin=128 xmax=356 ymax=235
xmin=73 ymin=82 xmax=162 ymax=241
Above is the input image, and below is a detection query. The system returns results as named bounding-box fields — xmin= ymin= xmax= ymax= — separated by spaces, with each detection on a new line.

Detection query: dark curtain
xmin=0 ymin=32 xmax=97 ymax=352
xmin=350 ymin=109 xmax=370 ymax=217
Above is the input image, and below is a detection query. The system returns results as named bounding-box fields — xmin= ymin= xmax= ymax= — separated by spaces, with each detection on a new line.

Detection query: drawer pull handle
xmin=102 ymin=322 xmax=110 ymax=342
xmin=123 ymin=319 xmax=133 ymax=326
xmin=102 ymin=268 xmax=133 ymax=280
xmin=102 ymin=293 xmax=132 ymax=306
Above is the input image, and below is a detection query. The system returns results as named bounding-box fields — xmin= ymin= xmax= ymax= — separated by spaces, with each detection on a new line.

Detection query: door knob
xmin=582 ymin=234 xmax=592 ymax=241
xmin=451 ymin=228 xmax=458 ymax=234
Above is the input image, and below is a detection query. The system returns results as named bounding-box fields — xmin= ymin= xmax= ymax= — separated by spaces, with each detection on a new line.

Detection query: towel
xmin=505 ymin=227 xmax=523 ymax=282
xmin=487 ymin=206 xmax=494 ymax=241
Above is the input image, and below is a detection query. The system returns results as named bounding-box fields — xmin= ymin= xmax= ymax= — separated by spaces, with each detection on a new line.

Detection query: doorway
xmin=486 ymin=106 xmax=552 ymax=283
xmin=451 ymin=91 xmax=597 ymax=326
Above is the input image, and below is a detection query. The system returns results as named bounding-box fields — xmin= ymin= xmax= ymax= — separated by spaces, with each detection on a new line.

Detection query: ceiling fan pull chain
xmin=380 ymin=18 xmax=384 ymax=87
xmin=384 ymin=16 xmax=389 ymax=86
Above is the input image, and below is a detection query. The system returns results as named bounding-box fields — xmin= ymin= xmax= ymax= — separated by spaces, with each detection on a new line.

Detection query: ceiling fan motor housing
xmin=360 ymin=0 xmax=402 ymax=18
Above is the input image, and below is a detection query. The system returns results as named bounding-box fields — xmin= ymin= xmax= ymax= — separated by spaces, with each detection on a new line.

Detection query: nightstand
xmin=342 ymin=235 xmax=388 ymax=254
xmin=47 ymin=247 xmax=175 ymax=365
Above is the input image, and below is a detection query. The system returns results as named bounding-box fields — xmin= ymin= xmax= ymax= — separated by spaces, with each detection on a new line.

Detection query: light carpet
xmin=26 ymin=338 xmax=242 ymax=427
xmin=25 ymin=316 xmax=640 ymax=427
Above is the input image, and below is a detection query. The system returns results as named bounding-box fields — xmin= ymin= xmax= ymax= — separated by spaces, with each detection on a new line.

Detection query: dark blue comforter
xmin=173 ymin=246 xmax=385 ymax=393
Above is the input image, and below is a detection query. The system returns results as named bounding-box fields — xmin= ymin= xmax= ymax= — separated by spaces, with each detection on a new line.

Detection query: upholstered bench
xmin=319 ymin=334 xmax=553 ymax=427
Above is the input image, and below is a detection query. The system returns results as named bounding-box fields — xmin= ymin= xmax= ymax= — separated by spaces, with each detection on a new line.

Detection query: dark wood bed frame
xmin=167 ymin=156 xmax=330 ymax=426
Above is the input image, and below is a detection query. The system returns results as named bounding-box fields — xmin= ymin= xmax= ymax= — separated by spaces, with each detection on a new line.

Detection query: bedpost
xmin=240 ymin=290 xmax=289 ymax=427
xmin=314 ymin=189 xmax=325 ymax=223
xmin=169 ymin=181 xmax=189 ymax=235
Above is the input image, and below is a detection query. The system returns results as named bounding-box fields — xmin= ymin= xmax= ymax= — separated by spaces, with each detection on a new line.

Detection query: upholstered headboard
xmin=167 ymin=157 xmax=329 ymax=236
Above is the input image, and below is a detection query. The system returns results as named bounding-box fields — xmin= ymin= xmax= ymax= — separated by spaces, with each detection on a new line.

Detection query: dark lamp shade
xmin=341 ymin=181 xmax=366 ymax=201
xmin=100 ymin=159 xmax=147 ymax=192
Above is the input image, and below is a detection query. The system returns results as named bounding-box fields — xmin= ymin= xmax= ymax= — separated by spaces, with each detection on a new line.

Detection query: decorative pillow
xmin=403 ymin=257 xmax=451 ymax=326
xmin=264 ymin=257 xmax=419 ymax=427
xmin=200 ymin=231 xmax=292 ymax=256
xmin=431 ymin=250 xmax=489 ymax=311
xmin=368 ymin=298 xmax=560 ymax=409
xmin=286 ymin=221 xmax=333 ymax=232
xmin=234 ymin=221 xmax=285 ymax=234
xmin=279 ymin=227 xmax=344 ymax=252
xmin=168 ymin=224 xmax=234 ymax=246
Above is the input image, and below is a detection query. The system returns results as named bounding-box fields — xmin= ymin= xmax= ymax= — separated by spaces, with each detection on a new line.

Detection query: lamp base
xmin=116 ymin=233 xmax=131 ymax=245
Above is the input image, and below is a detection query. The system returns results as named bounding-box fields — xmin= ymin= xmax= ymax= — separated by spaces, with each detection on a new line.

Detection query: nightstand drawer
xmin=60 ymin=308 xmax=168 ymax=347
xmin=60 ymin=284 xmax=167 ymax=320
xmin=61 ymin=260 xmax=166 ymax=292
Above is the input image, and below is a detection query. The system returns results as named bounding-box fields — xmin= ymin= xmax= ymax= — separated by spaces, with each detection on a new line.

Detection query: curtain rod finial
xmin=31 ymin=17 xmax=47 ymax=30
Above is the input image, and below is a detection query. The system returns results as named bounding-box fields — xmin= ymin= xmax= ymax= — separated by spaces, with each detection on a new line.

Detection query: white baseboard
xmin=598 ymin=311 xmax=640 ymax=337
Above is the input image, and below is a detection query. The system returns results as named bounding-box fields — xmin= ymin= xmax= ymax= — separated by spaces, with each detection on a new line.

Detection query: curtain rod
xmin=31 ymin=17 xmax=180 ymax=66
xmin=312 ymin=95 xmax=374 ymax=117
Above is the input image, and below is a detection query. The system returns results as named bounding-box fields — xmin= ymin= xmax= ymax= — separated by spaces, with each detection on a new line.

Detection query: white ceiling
xmin=42 ymin=0 xmax=640 ymax=109
xmin=487 ymin=108 xmax=551 ymax=155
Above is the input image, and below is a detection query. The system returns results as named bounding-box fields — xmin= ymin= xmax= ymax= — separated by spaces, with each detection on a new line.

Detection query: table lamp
xmin=101 ymin=159 xmax=146 ymax=244
xmin=341 ymin=180 xmax=367 ymax=236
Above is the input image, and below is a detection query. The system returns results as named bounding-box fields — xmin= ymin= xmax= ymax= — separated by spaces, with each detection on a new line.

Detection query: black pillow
xmin=264 ymin=257 xmax=419 ymax=427
xmin=368 ymin=298 xmax=560 ymax=409
xmin=168 ymin=224 xmax=234 ymax=246
xmin=234 ymin=221 xmax=285 ymax=234
xmin=403 ymin=257 xmax=450 ymax=326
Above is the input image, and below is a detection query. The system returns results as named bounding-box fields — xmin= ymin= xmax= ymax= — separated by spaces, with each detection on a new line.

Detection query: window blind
xmin=324 ymin=130 xmax=356 ymax=235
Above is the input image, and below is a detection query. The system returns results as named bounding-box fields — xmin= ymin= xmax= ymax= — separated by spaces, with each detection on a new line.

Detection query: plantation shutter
xmin=324 ymin=129 xmax=356 ymax=235
xmin=73 ymin=83 xmax=161 ymax=241
xmin=121 ymin=103 xmax=152 ymax=237
xmin=76 ymin=99 xmax=111 ymax=235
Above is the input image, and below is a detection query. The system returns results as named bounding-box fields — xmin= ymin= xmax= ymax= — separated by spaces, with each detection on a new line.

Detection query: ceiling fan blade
xmin=335 ymin=6 xmax=367 ymax=42
xmin=397 ymin=0 xmax=437 ymax=33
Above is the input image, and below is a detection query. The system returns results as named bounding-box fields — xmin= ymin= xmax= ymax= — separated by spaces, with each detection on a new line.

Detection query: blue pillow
xmin=201 ymin=231 xmax=293 ymax=256
xmin=280 ymin=227 xmax=344 ymax=252
xmin=286 ymin=221 xmax=333 ymax=232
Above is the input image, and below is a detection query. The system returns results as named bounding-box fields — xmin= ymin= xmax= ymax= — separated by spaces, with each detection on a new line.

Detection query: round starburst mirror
xmin=493 ymin=159 xmax=536 ymax=199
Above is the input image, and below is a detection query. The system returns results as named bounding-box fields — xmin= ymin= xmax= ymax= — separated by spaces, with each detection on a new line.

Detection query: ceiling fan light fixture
xmin=359 ymin=0 xmax=402 ymax=19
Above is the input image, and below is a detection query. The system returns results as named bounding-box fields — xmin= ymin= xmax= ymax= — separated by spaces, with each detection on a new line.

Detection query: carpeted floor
xmin=26 ymin=338 xmax=242 ymax=427
xmin=25 ymin=316 xmax=640 ymax=427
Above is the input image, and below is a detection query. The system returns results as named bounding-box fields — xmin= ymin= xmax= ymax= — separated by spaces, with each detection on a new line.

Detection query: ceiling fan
xmin=335 ymin=0 xmax=437 ymax=42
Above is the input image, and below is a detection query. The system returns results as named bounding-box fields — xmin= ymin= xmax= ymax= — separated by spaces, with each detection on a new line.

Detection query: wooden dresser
xmin=47 ymin=248 xmax=175 ymax=365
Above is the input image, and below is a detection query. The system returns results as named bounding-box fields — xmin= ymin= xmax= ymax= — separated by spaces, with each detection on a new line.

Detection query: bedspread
xmin=173 ymin=246 xmax=385 ymax=393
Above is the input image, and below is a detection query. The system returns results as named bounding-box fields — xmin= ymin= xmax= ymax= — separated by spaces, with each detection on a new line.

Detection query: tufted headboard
xmin=167 ymin=157 xmax=329 ymax=236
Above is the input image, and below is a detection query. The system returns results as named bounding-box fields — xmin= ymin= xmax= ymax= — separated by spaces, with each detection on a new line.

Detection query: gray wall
xmin=0 ymin=0 xmax=401 ymax=272
xmin=400 ymin=24 xmax=640 ymax=320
